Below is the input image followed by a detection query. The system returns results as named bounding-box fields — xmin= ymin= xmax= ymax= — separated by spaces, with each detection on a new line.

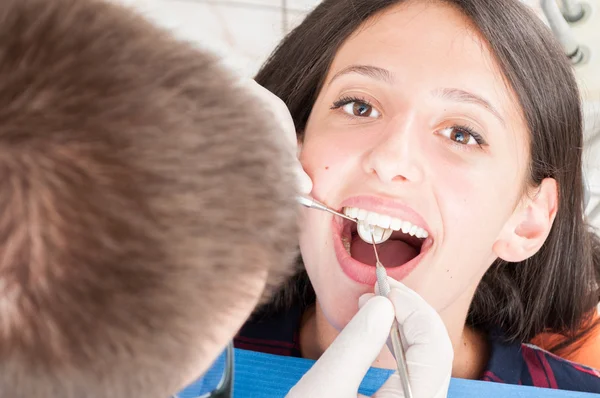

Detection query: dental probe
xmin=370 ymin=229 xmax=413 ymax=398
xmin=296 ymin=195 xmax=357 ymax=223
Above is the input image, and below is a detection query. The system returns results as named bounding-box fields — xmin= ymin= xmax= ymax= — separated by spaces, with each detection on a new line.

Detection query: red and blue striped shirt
xmin=234 ymin=304 xmax=600 ymax=393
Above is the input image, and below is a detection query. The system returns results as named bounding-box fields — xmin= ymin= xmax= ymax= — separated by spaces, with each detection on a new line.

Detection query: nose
xmin=362 ymin=115 xmax=424 ymax=184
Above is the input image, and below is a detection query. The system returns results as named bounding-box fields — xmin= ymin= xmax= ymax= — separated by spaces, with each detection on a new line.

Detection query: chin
xmin=318 ymin=288 xmax=364 ymax=331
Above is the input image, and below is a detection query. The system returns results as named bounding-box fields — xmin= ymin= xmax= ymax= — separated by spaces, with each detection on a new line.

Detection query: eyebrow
xmin=328 ymin=64 xmax=505 ymax=126
xmin=329 ymin=65 xmax=394 ymax=86
xmin=433 ymin=88 xmax=505 ymax=126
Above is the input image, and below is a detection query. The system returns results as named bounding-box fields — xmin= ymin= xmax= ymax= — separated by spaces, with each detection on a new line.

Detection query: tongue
xmin=351 ymin=234 xmax=419 ymax=267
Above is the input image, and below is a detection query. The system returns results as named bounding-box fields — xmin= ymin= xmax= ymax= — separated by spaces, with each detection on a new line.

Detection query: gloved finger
xmin=384 ymin=277 xmax=423 ymax=301
xmin=244 ymin=80 xmax=313 ymax=195
xmin=359 ymin=290 xmax=405 ymax=398
xmin=386 ymin=280 xmax=450 ymax=348
xmin=374 ymin=281 xmax=384 ymax=297
xmin=296 ymin=168 xmax=313 ymax=194
xmin=358 ymin=293 xmax=375 ymax=309
xmin=385 ymin=278 xmax=453 ymax=398
xmin=357 ymin=295 xmax=390 ymax=398
xmin=244 ymin=80 xmax=296 ymax=149
xmin=286 ymin=296 xmax=395 ymax=398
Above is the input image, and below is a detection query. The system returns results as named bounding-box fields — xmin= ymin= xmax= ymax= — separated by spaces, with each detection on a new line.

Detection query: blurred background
xmin=117 ymin=0 xmax=600 ymax=228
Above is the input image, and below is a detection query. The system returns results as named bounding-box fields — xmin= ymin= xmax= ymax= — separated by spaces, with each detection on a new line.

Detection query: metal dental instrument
xmin=296 ymin=195 xmax=358 ymax=223
xmin=370 ymin=228 xmax=413 ymax=398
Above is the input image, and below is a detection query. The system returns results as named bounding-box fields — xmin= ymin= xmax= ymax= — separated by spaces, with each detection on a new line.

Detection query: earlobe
xmin=493 ymin=178 xmax=558 ymax=262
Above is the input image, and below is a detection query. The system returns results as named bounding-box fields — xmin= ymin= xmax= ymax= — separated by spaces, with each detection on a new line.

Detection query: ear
xmin=493 ymin=178 xmax=558 ymax=262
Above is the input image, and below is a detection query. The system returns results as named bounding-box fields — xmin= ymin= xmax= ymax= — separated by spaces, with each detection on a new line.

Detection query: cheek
xmin=428 ymin=155 xmax=523 ymax=288
xmin=433 ymin=149 xmax=522 ymax=231
xmin=301 ymin=131 xmax=345 ymax=169
xmin=412 ymin=160 xmax=522 ymax=311
xmin=299 ymin=128 xmax=368 ymax=200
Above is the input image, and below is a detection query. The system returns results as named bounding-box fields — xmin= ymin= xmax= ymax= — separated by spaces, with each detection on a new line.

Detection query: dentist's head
xmin=0 ymin=0 xmax=299 ymax=396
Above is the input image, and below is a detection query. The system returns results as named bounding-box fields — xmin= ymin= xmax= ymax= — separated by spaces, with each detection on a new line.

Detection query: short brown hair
xmin=0 ymin=0 xmax=299 ymax=396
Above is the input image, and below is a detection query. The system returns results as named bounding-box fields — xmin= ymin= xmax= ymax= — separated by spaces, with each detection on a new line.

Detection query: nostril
xmin=391 ymin=175 xmax=409 ymax=182
xmin=368 ymin=162 xmax=416 ymax=184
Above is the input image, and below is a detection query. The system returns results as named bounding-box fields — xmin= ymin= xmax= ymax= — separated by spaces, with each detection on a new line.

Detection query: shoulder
xmin=519 ymin=343 xmax=600 ymax=392
xmin=483 ymin=332 xmax=600 ymax=393
xmin=532 ymin=315 xmax=600 ymax=370
xmin=233 ymin=302 xmax=303 ymax=358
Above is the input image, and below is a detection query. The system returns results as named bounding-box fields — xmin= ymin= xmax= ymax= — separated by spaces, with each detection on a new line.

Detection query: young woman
xmin=235 ymin=0 xmax=600 ymax=392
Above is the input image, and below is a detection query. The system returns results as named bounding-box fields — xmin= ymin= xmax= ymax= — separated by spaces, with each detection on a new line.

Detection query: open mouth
xmin=332 ymin=206 xmax=433 ymax=285
xmin=342 ymin=220 xmax=424 ymax=267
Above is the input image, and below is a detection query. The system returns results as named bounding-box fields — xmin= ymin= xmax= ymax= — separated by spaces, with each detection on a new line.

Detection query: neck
xmin=439 ymin=286 xmax=490 ymax=379
xmin=299 ymin=286 xmax=490 ymax=379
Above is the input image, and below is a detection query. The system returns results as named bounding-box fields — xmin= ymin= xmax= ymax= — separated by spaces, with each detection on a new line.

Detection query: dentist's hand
xmin=372 ymin=277 xmax=453 ymax=398
xmin=244 ymin=80 xmax=313 ymax=195
xmin=286 ymin=296 xmax=396 ymax=398
xmin=286 ymin=278 xmax=453 ymax=398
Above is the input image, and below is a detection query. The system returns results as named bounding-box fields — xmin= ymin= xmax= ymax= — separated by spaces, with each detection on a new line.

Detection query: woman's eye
xmin=341 ymin=101 xmax=380 ymax=118
xmin=439 ymin=126 xmax=481 ymax=146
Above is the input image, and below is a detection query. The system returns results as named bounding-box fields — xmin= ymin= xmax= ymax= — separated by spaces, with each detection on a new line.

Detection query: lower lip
xmin=332 ymin=219 xmax=430 ymax=285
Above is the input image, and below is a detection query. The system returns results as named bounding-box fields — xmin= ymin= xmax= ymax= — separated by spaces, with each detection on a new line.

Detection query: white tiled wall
xmin=117 ymin=0 xmax=320 ymax=76
xmin=119 ymin=0 xmax=600 ymax=227
xmin=117 ymin=0 xmax=288 ymax=76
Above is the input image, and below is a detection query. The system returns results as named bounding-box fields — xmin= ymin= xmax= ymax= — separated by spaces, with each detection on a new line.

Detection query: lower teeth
xmin=357 ymin=222 xmax=393 ymax=244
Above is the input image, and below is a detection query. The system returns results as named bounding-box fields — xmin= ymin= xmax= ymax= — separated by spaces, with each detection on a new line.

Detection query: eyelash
xmin=330 ymin=95 xmax=373 ymax=111
xmin=330 ymin=96 xmax=487 ymax=149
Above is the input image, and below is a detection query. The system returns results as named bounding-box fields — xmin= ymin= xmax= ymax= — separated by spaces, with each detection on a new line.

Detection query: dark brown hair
xmin=256 ymin=0 xmax=600 ymax=347
xmin=0 ymin=0 xmax=299 ymax=396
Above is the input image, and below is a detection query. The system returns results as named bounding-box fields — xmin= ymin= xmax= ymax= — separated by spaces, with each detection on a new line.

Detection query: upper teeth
xmin=343 ymin=207 xmax=429 ymax=239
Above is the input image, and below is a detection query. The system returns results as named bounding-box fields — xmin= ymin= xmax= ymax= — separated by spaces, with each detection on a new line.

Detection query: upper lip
xmin=339 ymin=195 xmax=431 ymax=235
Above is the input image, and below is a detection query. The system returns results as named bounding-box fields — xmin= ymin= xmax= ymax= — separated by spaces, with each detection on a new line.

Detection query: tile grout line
xmin=282 ymin=0 xmax=289 ymax=35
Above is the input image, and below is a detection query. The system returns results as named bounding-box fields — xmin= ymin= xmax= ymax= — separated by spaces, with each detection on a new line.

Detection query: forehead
xmin=326 ymin=1 xmax=523 ymax=123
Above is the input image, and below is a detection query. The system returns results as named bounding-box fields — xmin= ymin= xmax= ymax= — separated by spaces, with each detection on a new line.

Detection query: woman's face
xmin=298 ymin=1 xmax=530 ymax=330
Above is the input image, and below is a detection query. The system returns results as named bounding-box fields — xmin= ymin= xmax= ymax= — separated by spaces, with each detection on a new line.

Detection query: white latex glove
xmin=372 ymin=277 xmax=453 ymax=398
xmin=243 ymin=79 xmax=313 ymax=195
xmin=286 ymin=296 xmax=395 ymax=398
xmin=287 ymin=278 xmax=453 ymax=398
